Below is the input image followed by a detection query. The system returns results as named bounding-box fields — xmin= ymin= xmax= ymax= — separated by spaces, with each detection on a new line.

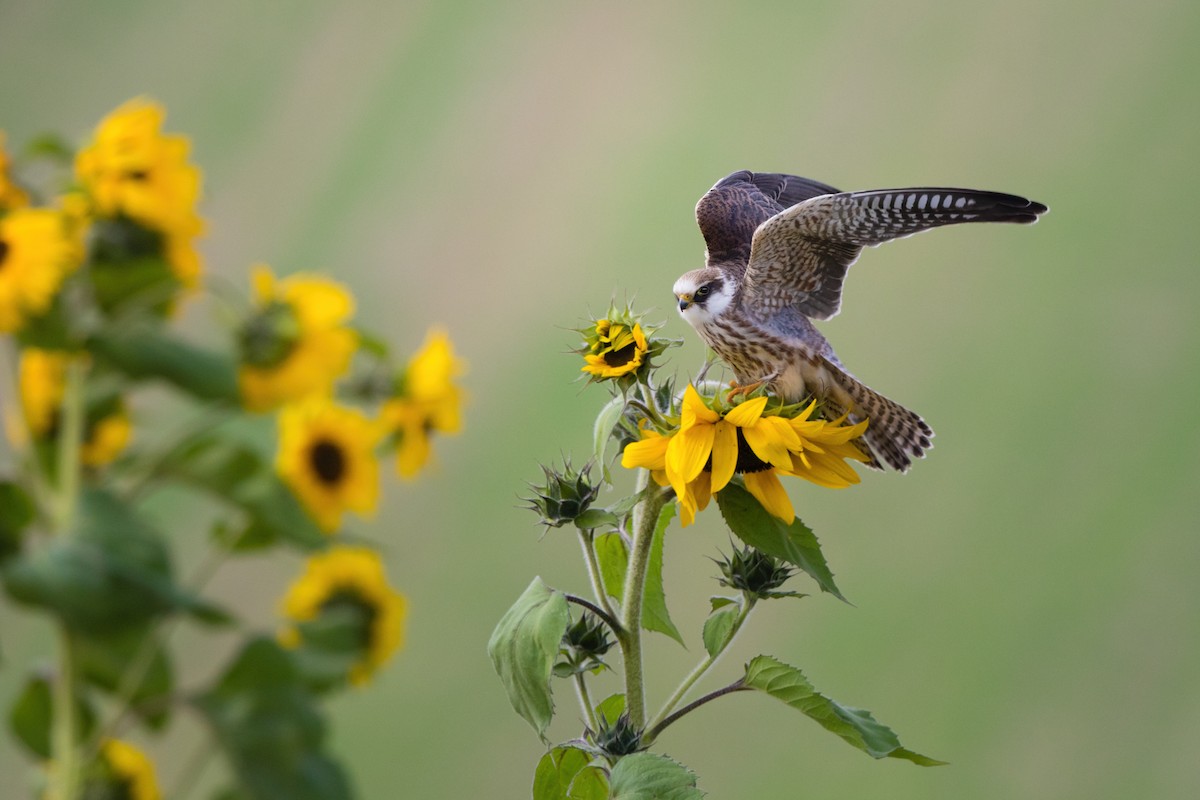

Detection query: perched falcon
xmin=674 ymin=170 xmax=1047 ymax=471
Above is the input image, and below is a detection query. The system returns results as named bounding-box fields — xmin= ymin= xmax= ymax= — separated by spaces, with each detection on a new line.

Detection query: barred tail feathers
xmin=821 ymin=360 xmax=933 ymax=472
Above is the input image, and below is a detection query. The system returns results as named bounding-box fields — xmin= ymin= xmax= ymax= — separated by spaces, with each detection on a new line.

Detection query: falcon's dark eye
xmin=696 ymin=285 xmax=711 ymax=297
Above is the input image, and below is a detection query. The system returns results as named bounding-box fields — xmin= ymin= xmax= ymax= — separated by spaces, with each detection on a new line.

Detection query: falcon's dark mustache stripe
xmin=676 ymin=170 xmax=1047 ymax=472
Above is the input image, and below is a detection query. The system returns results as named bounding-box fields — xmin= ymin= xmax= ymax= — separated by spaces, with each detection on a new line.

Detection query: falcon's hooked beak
xmin=676 ymin=294 xmax=692 ymax=311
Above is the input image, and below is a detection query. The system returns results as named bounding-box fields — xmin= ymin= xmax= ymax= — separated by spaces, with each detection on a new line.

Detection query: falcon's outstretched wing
xmin=696 ymin=170 xmax=840 ymax=272
xmin=743 ymin=188 xmax=1048 ymax=320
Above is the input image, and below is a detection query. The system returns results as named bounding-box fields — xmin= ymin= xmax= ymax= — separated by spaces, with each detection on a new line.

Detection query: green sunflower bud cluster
xmin=589 ymin=712 xmax=643 ymax=758
xmin=238 ymin=299 xmax=302 ymax=368
xmin=524 ymin=460 xmax=601 ymax=529
xmin=715 ymin=544 xmax=798 ymax=600
xmin=555 ymin=611 xmax=614 ymax=677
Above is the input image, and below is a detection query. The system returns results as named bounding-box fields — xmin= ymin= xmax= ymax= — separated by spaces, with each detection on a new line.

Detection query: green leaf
xmin=716 ymin=480 xmax=846 ymax=602
xmin=166 ymin=433 xmax=325 ymax=550
xmin=594 ymin=693 xmax=626 ymax=727
xmin=743 ymin=655 xmax=946 ymax=766
xmin=8 ymin=672 xmax=97 ymax=758
xmin=0 ymin=481 xmax=35 ymax=563
xmin=641 ymin=504 xmax=684 ymax=646
xmin=702 ymin=599 xmax=741 ymax=657
xmin=290 ymin=603 xmax=373 ymax=693
xmin=534 ymin=747 xmax=593 ymax=800
xmin=593 ymin=395 xmax=627 ymax=480
xmin=487 ymin=578 xmax=571 ymax=740
xmin=594 ymin=532 xmax=628 ymax=601
xmin=196 ymin=637 xmax=354 ymax=800
xmin=567 ymin=766 xmax=610 ymax=800
xmin=574 ymin=508 xmax=619 ymax=531
xmin=90 ymin=321 xmax=239 ymax=402
xmin=2 ymin=489 xmax=207 ymax=631
xmin=76 ymin=626 xmax=173 ymax=729
xmin=609 ymin=752 xmax=702 ymax=800
xmin=708 ymin=595 xmax=737 ymax=610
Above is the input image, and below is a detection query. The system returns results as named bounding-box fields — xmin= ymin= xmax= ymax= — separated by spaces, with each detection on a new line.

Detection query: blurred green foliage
xmin=2 ymin=1 xmax=1198 ymax=798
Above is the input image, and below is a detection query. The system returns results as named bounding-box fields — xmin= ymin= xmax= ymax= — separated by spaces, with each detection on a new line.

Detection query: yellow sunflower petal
xmin=680 ymin=384 xmax=720 ymax=427
xmin=666 ymin=422 xmax=715 ymax=487
xmin=621 ymin=432 xmax=669 ymax=471
xmin=743 ymin=471 xmax=795 ymax=524
xmin=723 ymin=395 xmax=768 ymax=427
xmin=708 ymin=418 xmax=738 ymax=492
xmin=741 ymin=420 xmax=793 ymax=470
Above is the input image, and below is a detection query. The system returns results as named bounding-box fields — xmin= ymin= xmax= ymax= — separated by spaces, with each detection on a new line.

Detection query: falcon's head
xmin=673 ymin=267 xmax=733 ymax=328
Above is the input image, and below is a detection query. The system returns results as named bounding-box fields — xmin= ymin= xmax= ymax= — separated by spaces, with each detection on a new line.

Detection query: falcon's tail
xmin=820 ymin=360 xmax=933 ymax=472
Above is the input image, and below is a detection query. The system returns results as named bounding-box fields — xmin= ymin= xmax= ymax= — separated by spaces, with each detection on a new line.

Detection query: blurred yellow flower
xmin=18 ymin=348 xmax=133 ymax=466
xmin=279 ymin=546 xmax=407 ymax=686
xmin=74 ymin=97 xmax=205 ymax=285
xmin=0 ymin=131 xmax=29 ymax=210
xmin=381 ymin=329 xmax=465 ymax=478
xmin=276 ymin=398 xmax=381 ymax=533
xmin=99 ymin=738 xmax=162 ymax=800
xmin=0 ymin=208 xmax=74 ymax=333
xmin=238 ymin=265 xmax=358 ymax=413
xmin=80 ymin=408 xmax=133 ymax=467
xmin=581 ymin=319 xmax=649 ymax=379
xmin=622 ymin=385 xmax=869 ymax=526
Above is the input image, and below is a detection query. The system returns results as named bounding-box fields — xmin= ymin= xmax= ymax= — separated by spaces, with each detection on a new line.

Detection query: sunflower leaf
xmin=594 ymin=532 xmax=628 ymax=601
xmin=76 ymin=626 xmax=174 ymax=729
xmin=90 ymin=320 xmax=239 ymax=402
xmin=592 ymin=395 xmax=628 ymax=481
xmin=196 ymin=637 xmax=354 ymax=800
xmin=742 ymin=655 xmax=946 ymax=766
xmin=641 ymin=503 xmax=685 ymax=646
xmin=0 ymin=481 xmax=35 ymax=563
xmin=534 ymin=747 xmax=604 ymax=800
xmin=487 ymin=577 xmax=571 ymax=741
xmin=165 ymin=433 xmax=325 ymax=551
xmin=608 ymin=752 xmax=702 ymax=800
xmin=9 ymin=670 xmax=98 ymax=758
xmin=595 ymin=693 xmax=626 ymax=727
xmin=715 ymin=480 xmax=846 ymax=603
xmin=702 ymin=598 xmax=741 ymax=657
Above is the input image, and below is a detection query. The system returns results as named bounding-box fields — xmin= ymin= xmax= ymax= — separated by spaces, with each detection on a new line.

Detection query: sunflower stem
xmin=644 ymin=594 xmax=755 ymax=742
xmin=618 ymin=472 xmax=668 ymax=731
xmin=574 ymin=672 xmax=599 ymax=733
xmin=50 ymin=626 xmax=83 ymax=800
xmin=52 ymin=357 xmax=86 ymax=532
xmin=578 ymin=529 xmax=619 ymax=624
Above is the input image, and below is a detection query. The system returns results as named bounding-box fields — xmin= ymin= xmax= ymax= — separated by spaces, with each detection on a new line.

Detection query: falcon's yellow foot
xmin=725 ymin=380 xmax=764 ymax=403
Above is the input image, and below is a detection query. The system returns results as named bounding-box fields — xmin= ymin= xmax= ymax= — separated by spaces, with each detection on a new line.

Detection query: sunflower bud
xmin=238 ymin=300 xmax=301 ymax=368
xmin=715 ymin=544 xmax=796 ymax=598
xmin=554 ymin=611 xmax=614 ymax=678
xmin=524 ymin=460 xmax=601 ymax=529
xmin=589 ymin=713 xmax=643 ymax=757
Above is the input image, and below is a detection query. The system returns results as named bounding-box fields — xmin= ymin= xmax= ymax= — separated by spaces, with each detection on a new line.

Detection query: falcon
xmin=674 ymin=170 xmax=1047 ymax=471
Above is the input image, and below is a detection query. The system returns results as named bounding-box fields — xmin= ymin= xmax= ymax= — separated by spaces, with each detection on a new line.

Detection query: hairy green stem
xmin=577 ymin=529 xmax=619 ymax=623
xmin=618 ymin=473 xmax=668 ymax=731
xmin=50 ymin=624 xmax=82 ymax=800
xmin=49 ymin=359 xmax=87 ymax=800
xmin=645 ymin=596 xmax=755 ymax=738
xmin=574 ymin=673 xmax=599 ymax=733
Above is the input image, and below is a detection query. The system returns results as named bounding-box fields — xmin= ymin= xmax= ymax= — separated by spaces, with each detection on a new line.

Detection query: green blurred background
xmin=2 ymin=1 xmax=1199 ymax=797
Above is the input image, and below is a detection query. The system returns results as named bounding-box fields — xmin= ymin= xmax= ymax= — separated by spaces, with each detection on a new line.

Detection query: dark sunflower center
xmin=0 ymin=238 xmax=9 ymax=270
xmin=310 ymin=439 xmax=347 ymax=485
xmin=124 ymin=168 xmax=151 ymax=181
xmin=605 ymin=341 xmax=637 ymax=367
xmin=706 ymin=428 xmax=772 ymax=474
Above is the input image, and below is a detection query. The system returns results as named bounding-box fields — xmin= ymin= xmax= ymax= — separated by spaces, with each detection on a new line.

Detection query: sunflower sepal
xmin=524 ymin=460 xmax=602 ymax=530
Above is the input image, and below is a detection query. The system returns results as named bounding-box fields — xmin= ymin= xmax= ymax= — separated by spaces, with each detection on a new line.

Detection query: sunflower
xmin=0 ymin=131 xmax=29 ymax=210
xmin=17 ymin=348 xmax=133 ymax=466
xmin=0 ymin=208 xmax=74 ymax=333
xmin=75 ymin=98 xmax=205 ymax=288
xmin=279 ymin=546 xmax=407 ymax=686
xmin=381 ymin=329 xmax=465 ymax=478
xmin=238 ymin=265 xmax=358 ymax=412
xmin=276 ymin=398 xmax=381 ymax=533
xmin=622 ymin=385 xmax=869 ymax=526
xmin=97 ymin=738 xmax=162 ymax=800
xmin=581 ymin=318 xmax=649 ymax=379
